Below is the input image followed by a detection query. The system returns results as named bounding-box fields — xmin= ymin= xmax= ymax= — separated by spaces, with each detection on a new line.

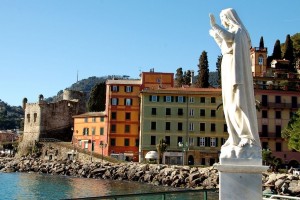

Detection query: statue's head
xmin=220 ymin=8 xmax=242 ymax=28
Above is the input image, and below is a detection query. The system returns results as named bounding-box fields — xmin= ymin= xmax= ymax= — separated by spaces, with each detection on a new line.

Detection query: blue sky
xmin=0 ymin=0 xmax=299 ymax=106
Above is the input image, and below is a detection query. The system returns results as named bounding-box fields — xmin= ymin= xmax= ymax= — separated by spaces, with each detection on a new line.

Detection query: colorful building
xmin=139 ymin=87 xmax=226 ymax=165
xmin=72 ymin=112 xmax=108 ymax=157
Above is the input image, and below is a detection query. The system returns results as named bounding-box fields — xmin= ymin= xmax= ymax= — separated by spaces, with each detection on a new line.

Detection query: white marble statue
xmin=209 ymin=8 xmax=261 ymax=159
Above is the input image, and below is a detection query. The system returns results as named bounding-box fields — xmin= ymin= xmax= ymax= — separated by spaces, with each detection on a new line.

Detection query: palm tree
xmin=156 ymin=139 xmax=167 ymax=164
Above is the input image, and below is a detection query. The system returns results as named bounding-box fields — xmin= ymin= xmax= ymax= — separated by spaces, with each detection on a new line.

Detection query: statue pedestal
xmin=214 ymin=158 xmax=268 ymax=200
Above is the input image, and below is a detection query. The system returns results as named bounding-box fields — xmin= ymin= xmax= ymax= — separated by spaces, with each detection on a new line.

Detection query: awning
xmin=145 ymin=151 xmax=158 ymax=159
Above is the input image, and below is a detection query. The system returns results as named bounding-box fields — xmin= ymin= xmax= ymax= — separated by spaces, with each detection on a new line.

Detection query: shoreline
xmin=0 ymin=156 xmax=299 ymax=197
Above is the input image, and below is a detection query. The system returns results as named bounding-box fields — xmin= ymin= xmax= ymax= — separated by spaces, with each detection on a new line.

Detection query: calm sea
xmin=0 ymin=172 xmax=218 ymax=200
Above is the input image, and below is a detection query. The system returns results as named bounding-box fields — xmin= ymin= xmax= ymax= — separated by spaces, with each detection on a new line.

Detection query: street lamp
xmin=99 ymin=141 xmax=107 ymax=162
xmin=178 ymin=142 xmax=187 ymax=165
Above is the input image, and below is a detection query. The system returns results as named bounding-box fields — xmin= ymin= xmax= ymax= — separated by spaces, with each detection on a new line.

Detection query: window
xmin=262 ymin=125 xmax=268 ymax=137
xmin=111 ymin=112 xmax=117 ymax=120
xmin=189 ymin=97 xmax=194 ymax=103
xmin=111 ymin=98 xmax=118 ymax=105
xmin=275 ymin=111 xmax=281 ymax=119
xmin=210 ymin=138 xmax=217 ymax=147
xmin=151 ymin=108 xmax=157 ymax=115
xmin=151 ymin=122 xmax=156 ymax=130
xmin=111 ymin=125 xmax=116 ymax=133
xmin=262 ymin=142 xmax=268 ymax=149
xmin=189 ymin=137 xmax=194 ymax=146
xmin=258 ymin=55 xmax=264 ymax=65
xmin=275 ymin=142 xmax=282 ymax=152
xmin=78 ymin=140 xmax=82 ymax=147
xmin=211 ymin=97 xmax=216 ymax=103
xmin=83 ymin=128 xmax=89 ymax=135
xmin=262 ymin=95 xmax=268 ymax=106
xmin=166 ymin=108 xmax=171 ymax=115
xmin=165 ymin=136 xmax=170 ymax=145
xmin=275 ymin=125 xmax=281 ymax=137
xmin=112 ymin=85 xmax=118 ymax=92
xmin=211 ymin=110 xmax=216 ymax=117
xmin=125 ymin=98 xmax=132 ymax=106
xmin=124 ymin=138 xmax=130 ymax=146
xmin=199 ymin=137 xmax=205 ymax=147
xmin=178 ymin=96 xmax=184 ymax=103
xmin=100 ymin=117 xmax=104 ymax=122
xmin=100 ymin=127 xmax=104 ymax=135
xmin=165 ymin=96 xmax=172 ymax=102
xmin=91 ymin=141 xmax=95 ymax=151
xmin=223 ymin=124 xmax=228 ymax=132
xmin=262 ymin=110 xmax=268 ymax=118
xmin=27 ymin=114 xmax=30 ymax=122
xmin=178 ymin=108 xmax=183 ymax=116
xmin=135 ymin=139 xmax=139 ymax=147
xmin=292 ymin=96 xmax=297 ymax=108
xmin=200 ymin=97 xmax=205 ymax=103
xmin=165 ymin=122 xmax=171 ymax=131
xmin=200 ymin=109 xmax=205 ymax=116
xmin=275 ymin=96 xmax=281 ymax=103
xmin=125 ymin=112 xmax=131 ymax=120
xmin=178 ymin=122 xmax=183 ymax=131
xmin=150 ymin=95 xmax=158 ymax=102
xmin=189 ymin=123 xmax=194 ymax=131
xmin=34 ymin=113 xmax=37 ymax=123
xmin=84 ymin=141 xmax=88 ymax=149
xmin=125 ymin=86 xmax=132 ymax=92
xmin=110 ymin=138 xmax=116 ymax=146
xmin=151 ymin=136 xmax=156 ymax=145
xmin=125 ymin=125 xmax=130 ymax=133
xmin=200 ymin=123 xmax=205 ymax=131
xmin=189 ymin=109 xmax=194 ymax=116
xmin=92 ymin=117 xmax=96 ymax=122
xmin=211 ymin=123 xmax=216 ymax=132
xmin=177 ymin=136 xmax=183 ymax=144
xmin=92 ymin=127 xmax=96 ymax=135
xmin=84 ymin=117 xmax=88 ymax=122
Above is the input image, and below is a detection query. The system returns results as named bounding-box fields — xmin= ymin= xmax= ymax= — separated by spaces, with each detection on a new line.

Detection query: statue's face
xmin=220 ymin=14 xmax=230 ymax=28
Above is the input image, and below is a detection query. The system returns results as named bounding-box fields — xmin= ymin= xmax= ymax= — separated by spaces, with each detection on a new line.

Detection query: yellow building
xmin=72 ymin=112 xmax=108 ymax=157
xmin=139 ymin=87 xmax=226 ymax=165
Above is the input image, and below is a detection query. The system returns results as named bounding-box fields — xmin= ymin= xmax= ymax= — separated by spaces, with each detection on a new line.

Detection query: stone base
xmin=214 ymin=159 xmax=268 ymax=200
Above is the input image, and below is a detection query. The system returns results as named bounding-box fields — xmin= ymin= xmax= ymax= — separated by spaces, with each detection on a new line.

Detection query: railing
xmin=62 ymin=189 xmax=218 ymax=200
xmin=263 ymin=194 xmax=300 ymax=200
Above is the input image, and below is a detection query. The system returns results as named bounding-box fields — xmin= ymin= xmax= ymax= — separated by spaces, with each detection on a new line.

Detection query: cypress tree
xmin=196 ymin=51 xmax=210 ymax=88
xmin=259 ymin=36 xmax=264 ymax=49
xmin=87 ymin=82 xmax=106 ymax=111
xmin=183 ymin=70 xmax=191 ymax=86
xmin=175 ymin=67 xmax=184 ymax=87
xmin=216 ymin=55 xmax=223 ymax=87
xmin=272 ymin=40 xmax=282 ymax=60
xmin=283 ymin=34 xmax=295 ymax=71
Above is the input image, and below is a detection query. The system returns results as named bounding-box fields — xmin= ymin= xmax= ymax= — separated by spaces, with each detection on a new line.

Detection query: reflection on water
xmin=0 ymin=172 xmax=218 ymax=200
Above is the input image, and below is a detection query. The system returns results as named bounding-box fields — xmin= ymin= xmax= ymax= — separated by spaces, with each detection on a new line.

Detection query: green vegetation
xmin=87 ymin=82 xmax=106 ymax=112
xmin=282 ymin=110 xmax=300 ymax=152
xmin=195 ymin=51 xmax=209 ymax=88
xmin=0 ymin=99 xmax=24 ymax=130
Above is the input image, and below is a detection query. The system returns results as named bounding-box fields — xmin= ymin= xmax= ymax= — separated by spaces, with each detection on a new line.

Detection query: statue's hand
xmin=209 ymin=29 xmax=215 ymax=37
xmin=209 ymin=13 xmax=216 ymax=27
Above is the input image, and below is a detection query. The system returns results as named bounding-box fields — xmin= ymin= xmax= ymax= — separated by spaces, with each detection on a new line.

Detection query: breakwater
xmin=0 ymin=156 xmax=299 ymax=197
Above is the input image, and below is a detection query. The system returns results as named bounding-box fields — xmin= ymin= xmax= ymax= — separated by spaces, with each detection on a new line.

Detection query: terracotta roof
xmin=106 ymin=79 xmax=142 ymax=85
xmin=141 ymin=87 xmax=221 ymax=94
xmin=73 ymin=111 xmax=107 ymax=118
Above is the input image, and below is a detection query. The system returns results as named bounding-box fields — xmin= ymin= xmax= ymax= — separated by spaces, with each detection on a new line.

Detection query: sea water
xmin=0 ymin=172 xmax=218 ymax=200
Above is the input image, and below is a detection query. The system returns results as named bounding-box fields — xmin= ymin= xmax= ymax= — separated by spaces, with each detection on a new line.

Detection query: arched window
xmin=258 ymin=55 xmax=264 ymax=65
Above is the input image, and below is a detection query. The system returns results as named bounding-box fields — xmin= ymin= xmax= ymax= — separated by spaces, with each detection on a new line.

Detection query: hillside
xmin=0 ymin=99 xmax=24 ymax=130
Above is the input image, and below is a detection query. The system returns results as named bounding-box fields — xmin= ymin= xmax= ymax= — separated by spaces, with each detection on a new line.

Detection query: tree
xmin=291 ymin=33 xmax=300 ymax=58
xmin=216 ymin=55 xmax=222 ymax=87
xmin=272 ymin=39 xmax=282 ymax=60
xmin=175 ymin=67 xmax=184 ymax=87
xmin=262 ymin=149 xmax=282 ymax=172
xmin=156 ymin=139 xmax=167 ymax=164
xmin=283 ymin=34 xmax=295 ymax=71
xmin=87 ymin=82 xmax=106 ymax=112
xmin=282 ymin=110 xmax=300 ymax=152
xmin=259 ymin=36 xmax=264 ymax=49
xmin=183 ymin=70 xmax=192 ymax=86
xmin=195 ymin=51 xmax=209 ymax=88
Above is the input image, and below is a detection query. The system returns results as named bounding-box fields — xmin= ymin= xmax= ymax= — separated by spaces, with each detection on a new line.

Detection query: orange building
xmin=72 ymin=112 xmax=108 ymax=157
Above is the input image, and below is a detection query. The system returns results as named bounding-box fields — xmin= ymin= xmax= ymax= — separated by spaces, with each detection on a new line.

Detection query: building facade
xmin=72 ymin=112 xmax=108 ymax=157
xmin=139 ymin=87 xmax=226 ymax=165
